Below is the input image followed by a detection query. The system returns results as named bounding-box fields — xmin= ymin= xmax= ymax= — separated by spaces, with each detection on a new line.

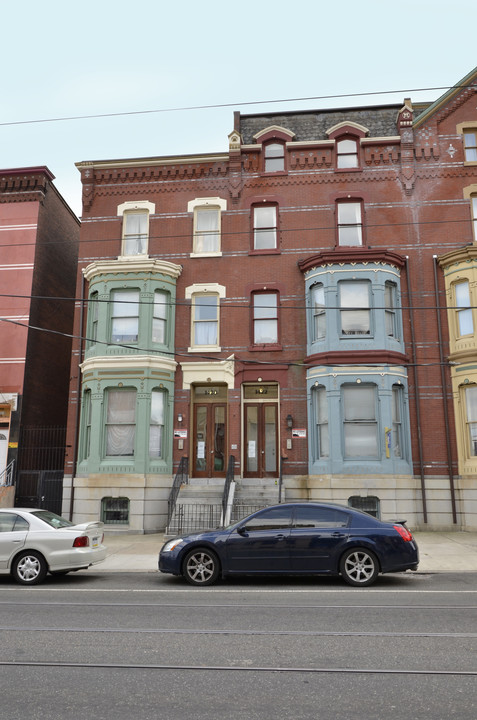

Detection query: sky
xmin=1 ymin=0 xmax=476 ymax=217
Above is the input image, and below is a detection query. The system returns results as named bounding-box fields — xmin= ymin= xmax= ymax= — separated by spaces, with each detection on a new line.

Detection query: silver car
xmin=0 ymin=508 xmax=107 ymax=585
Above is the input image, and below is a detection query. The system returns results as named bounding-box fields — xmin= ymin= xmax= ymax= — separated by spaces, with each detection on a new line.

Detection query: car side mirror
xmin=237 ymin=525 xmax=249 ymax=537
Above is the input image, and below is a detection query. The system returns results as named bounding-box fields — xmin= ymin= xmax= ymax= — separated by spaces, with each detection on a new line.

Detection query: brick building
xmin=0 ymin=167 xmax=79 ymax=509
xmin=66 ymin=67 xmax=477 ymax=532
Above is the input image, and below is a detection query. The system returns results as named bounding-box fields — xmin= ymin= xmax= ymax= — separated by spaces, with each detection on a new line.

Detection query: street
xmin=1 ymin=571 xmax=476 ymax=720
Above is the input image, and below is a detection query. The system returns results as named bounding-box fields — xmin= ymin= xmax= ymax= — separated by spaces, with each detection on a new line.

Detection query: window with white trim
xmin=465 ymin=385 xmax=477 ymax=456
xmin=117 ymin=201 xmax=155 ymax=257
xmin=312 ymin=284 xmax=326 ymax=341
xmin=336 ymin=138 xmax=359 ymax=168
xmin=188 ymin=197 xmax=226 ymax=255
xmin=464 ymin=131 xmax=477 ymax=162
xmin=264 ymin=142 xmax=285 ymax=172
xmin=193 ymin=294 xmax=219 ymax=347
xmin=385 ymin=282 xmax=398 ymax=338
xmin=392 ymin=385 xmax=403 ymax=458
xmin=152 ymin=290 xmax=168 ymax=344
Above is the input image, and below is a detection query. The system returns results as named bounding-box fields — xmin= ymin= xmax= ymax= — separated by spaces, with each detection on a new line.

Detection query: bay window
xmin=313 ymin=386 xmax=329 ymax=458
xmin=340 ymin=281 xmax=370 ymax=335
xmin=111 ymin=290 xmax=139 ymax=343
xmin=455 ymin=280 xmax=473 ymax=336
xmin=343 ymin=385 xmax=378 ymax=458
xmin=153 ymin=291 xmax=168 ymax=344
xmin=312 ymin=284 xmax=326 ymax=341
xmin=149 ymin=390 xmax=165 ymax=458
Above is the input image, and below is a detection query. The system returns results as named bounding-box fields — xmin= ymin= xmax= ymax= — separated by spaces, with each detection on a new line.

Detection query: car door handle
xmin=332 ymin=532 xmax=346 ymax=538
xmin=276 ymin=534 xmax=286 ymax=541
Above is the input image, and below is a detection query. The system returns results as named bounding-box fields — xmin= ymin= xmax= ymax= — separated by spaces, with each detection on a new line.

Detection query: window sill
xmin=259 ymin=170 xmax=287 ymax=177
xmin=117 ymin=253 xmax=150 ymax=261
xmin=335 ymin=167 xmax=361 ymax=173
xmin=188 ymin=345 xmax=222 ymax=353
xmin=190 ymin=252 xmax=223 ymax=258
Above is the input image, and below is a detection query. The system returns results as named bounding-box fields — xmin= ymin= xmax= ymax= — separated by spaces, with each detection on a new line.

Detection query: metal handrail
xmin=167 ymin=457 xmax=189 ymax=527
xmin=0 ymin=459 xmax=15 ymax=487
xmin=221 ymin=455 xmax=235 ymax=525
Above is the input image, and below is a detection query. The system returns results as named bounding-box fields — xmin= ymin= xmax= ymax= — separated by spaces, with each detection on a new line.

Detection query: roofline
xmin=0 ymin=166 xmax=55 ymax=181
xmin=413 ymin=66 xmax=477 ymax=128
xmin=76 ymin=152 xmax=229 ymax=171
xmin=237 ymin=102 xmax=406 ymax=122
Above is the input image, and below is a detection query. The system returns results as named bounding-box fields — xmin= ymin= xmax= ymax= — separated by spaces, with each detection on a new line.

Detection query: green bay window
xmin=105 ymin=389 xmax=136 ymax=457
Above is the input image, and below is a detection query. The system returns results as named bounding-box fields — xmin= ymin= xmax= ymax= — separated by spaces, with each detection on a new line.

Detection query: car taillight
xmin=393 ymin=524 xmax=413 ymax=542
xmin=73 ymin=536 xmax=89 ymax=548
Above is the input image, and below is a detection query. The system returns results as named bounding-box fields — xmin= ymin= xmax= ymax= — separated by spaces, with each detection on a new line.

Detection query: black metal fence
xmin=166 ymin=501 xmax=268 ymax=536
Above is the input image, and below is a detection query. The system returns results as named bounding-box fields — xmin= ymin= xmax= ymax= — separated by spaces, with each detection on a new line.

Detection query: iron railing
xmin=0 ymin=459 xmax=15 ymax=487
xmin=167 ymin=503 xmax=222 ymax=536
xmin=167 ymin=457 xmax=189 ymax=528
xmin=221 ymin=455 xmax=235 ymax=525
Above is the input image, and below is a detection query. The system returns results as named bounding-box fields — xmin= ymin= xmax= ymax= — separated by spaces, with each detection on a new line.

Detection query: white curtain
xmin=149 ymin=391 xmax=164 ymax=457
xmin=106 ymin=390 xmax=136 ymax=456
xmin=195 ymin=208 xmax=219 ymax=252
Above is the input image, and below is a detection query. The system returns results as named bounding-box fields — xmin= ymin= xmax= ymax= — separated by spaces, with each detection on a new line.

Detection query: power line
xmin=0 ymin=316 xmax=455 ymax=369
xmin=0 ymin=84 xmax=471 ymax=128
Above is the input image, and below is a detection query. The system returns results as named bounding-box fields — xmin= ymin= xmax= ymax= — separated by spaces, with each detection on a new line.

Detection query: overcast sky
xmin=1 ymin=0 xmax=476 ymax=216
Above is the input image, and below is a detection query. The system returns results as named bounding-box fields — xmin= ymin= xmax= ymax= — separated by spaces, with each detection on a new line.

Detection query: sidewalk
xmin=98 ymin=531 xmax=477 ymax=574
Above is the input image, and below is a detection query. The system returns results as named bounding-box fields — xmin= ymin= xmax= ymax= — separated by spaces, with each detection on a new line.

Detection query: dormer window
xmin=337 ymin=138 xmax=359 ymax=168
xmin=117 ymin=201 xmax=155 ymax=258
xmin=264 ymin=142 xmax=285 ymax=172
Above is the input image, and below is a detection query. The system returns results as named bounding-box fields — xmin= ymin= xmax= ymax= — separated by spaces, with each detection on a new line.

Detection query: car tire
xmin=183 ymin=548 xmax=220 ymax=586
xmin=12 ymin=551 xmax=48 ymax=586
xmin=340 ymin=547 xmax=379 ymax=587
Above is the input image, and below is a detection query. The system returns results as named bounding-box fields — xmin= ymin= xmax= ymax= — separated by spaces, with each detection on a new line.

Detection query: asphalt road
xmin=1 ymin=570 xmax=476 ymax=720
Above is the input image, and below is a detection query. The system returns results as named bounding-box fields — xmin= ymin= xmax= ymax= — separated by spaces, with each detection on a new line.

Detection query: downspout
xmin=69 ymin=272 xmax=86 ymax=521
xmin=433 ymin=256 xmax=457 ymax=523
xmin=406 ymin=256 xmax=427 ymax=523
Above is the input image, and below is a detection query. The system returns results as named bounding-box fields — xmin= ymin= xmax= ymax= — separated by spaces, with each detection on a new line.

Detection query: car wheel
xmin=183 ymin=548 xmax=220 ymax=586
xmin=340 ymin=547 xmax=379 ymax=587
xmin=12 ymin=551 xmax=48 ymax=586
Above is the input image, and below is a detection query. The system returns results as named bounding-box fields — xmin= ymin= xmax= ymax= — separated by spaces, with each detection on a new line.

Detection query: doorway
xmin=244 ymin=402 xmax=278 ymax=477
xmin=192 ymin=386 xmax=227 ymax=477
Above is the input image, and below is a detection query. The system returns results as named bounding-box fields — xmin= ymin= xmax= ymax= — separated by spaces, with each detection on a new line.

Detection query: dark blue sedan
xmin=158 ymin=502 xmax=419 ymax=587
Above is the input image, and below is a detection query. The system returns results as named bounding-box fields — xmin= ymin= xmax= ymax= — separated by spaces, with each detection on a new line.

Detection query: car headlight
xmin=162 ymin=538 xmax=184 ymax=552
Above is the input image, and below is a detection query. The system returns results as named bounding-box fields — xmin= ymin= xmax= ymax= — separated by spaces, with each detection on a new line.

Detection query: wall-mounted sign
xmin=174 ymin=429 xmax=187 ymax=439
xmin=292 ymin=429 xmax=307 ymax=438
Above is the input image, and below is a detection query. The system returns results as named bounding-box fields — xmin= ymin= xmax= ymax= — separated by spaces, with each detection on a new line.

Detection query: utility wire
xmin=0 ymin=84 xmax=472 ymax=128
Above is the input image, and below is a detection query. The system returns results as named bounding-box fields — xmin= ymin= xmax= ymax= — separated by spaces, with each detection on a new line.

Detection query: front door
xmin=244 ymin=403 xmax=278 ymax=477
xmin=193 ymin=403 xmax=226 ymax=477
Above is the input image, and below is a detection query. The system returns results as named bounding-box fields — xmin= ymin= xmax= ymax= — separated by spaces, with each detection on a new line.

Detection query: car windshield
xmin=30 ymin=510 xmax=75 ymax=529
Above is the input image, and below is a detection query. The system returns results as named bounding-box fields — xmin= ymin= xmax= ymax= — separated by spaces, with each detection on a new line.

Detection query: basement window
xmin=101 ymin=497 xmax=130 ymax=525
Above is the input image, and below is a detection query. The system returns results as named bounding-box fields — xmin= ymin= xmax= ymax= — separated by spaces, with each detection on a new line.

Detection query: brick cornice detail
xmin=0 ymin=169 xmax=53 ymax=203
xmin=305 ymin=350 xmax=409 ymax=366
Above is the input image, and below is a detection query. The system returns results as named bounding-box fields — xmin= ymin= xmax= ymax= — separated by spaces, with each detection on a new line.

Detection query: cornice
xmin=437 ymin=243 xmax=477 ymax=268
xmin=298 ymin=248 xmax=407 ymax=274
xmin=83 ymin=258 xmax=182 ymax=281
xmin=305 ymin=350 xmax=409 ymax=366
xmin=80 ymin=354 xmax=177 ymax=374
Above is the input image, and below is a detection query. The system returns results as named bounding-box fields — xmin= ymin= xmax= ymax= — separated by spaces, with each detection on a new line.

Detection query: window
xmin=84 ymin=389 xmax=92 ymax=459
xmin=253 ymin=292 xmax=278 ymax=344
xmin=153 ymin=291 xmax=168 ymax=344
xmin=122 ymin=211 xmax=148 ymax=255
xmin=312 ymin=284 xmax=326 ymax=341
xmin=105 ymin=389 xmax=136 ymax=457
xmin=313 ymin=386 xmax=329 ymax=458
xmin=392 ymin=385 xmax=403 ymax=458
xmin=472 ymin=197 xmax=477 ymax=241
xmin=117 ymin=200 xmax=154 ymax=256
xmin=101 ymin=497 xmax=129 ymax=525
xmin=149 ymin=390 xmax=165 ymax=458
xmin=385 ymin=282 xmax=398 ymax=338
xmin=337 ymin=201 xmax=363 ymax=246
xmin=193 ymin=295 xmax=219 ymax=346
xmin=253 ymin=205 xmax=277 ymax=250
xmin=455 ymin=281 xmax=473 ymax=336
xmin=464 ymin=131 xmax=477 ymax=162
xmin=348 ymin=496 xmax=380 ymax=518
xmin=343 ymin=385 xmax=378 ymax=458
xmin=264 ymin=142 xmax=285 ymax=172
xmin=111 ymin=290 xmax=139 ymax=343
xmin=293 ymin=505 xmax=348 ymax=528
xmin=194 ymin=207 xmax=220 ymax=253
xmin=242 ymin=505 xmax=292 ymax=531
xmin=89 ymin=292 xmax=98 ymax=345
xmin=337 ymin=138 xmax=359 ymax=168
xmin=188 ymin=197 xmax=226 ymax=255
xmin=466 ymin=386 xmax=477 ymax=456
xmin=340 ymin=281 xmax=370 ymax=335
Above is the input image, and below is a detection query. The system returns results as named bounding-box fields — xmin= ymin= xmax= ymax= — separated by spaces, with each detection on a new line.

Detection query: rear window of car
xmin=30 ymin=510 xmax=74 ymax=529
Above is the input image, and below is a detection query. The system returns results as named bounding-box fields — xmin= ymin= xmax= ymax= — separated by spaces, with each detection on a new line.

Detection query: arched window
xmin=336 ymin=138 xmax=359 ymax=168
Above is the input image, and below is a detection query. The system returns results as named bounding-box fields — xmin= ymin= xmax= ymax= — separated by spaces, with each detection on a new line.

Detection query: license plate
xmin=92 ymin=536 xmax=99 ymax=548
